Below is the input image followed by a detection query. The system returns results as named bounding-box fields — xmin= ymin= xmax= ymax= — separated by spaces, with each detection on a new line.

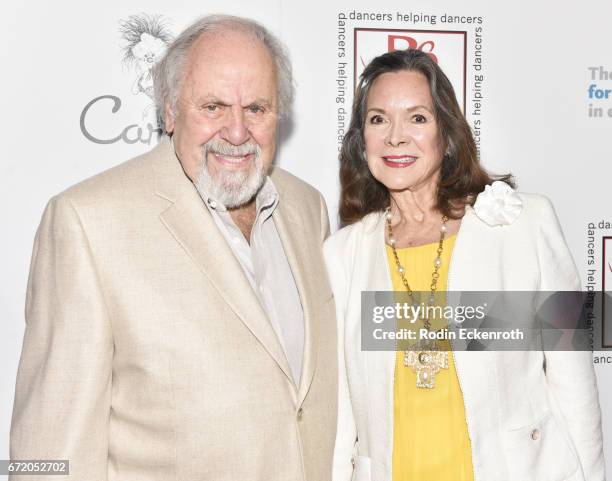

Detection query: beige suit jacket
xmin=10 ymin=138 xmax=337 ymax=481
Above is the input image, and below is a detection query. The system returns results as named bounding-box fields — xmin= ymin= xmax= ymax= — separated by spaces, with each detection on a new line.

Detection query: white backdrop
xmin=2 ymin=0 xmax=612 ymax=478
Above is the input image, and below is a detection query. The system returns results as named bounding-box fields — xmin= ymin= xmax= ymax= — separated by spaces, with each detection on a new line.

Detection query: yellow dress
xmin=386 ymin=236 xmax=474 ymax=481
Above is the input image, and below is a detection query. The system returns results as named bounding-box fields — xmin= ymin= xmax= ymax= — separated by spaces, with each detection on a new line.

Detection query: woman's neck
xmin=389 ymin=184 xmax=437 ymax=223
xmin=387 ymin=186 xmax=460 ymax=248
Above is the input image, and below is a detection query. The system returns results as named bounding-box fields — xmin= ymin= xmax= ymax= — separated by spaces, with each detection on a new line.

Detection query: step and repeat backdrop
xmin=2 ymin=0 xmax=611 ymax=475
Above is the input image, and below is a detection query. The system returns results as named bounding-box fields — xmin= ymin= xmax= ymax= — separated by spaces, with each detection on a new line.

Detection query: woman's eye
xmin=369 ymin=115 xmax=385 ymax=124
xmin=413 ymin=114 xmax=427 ymax=123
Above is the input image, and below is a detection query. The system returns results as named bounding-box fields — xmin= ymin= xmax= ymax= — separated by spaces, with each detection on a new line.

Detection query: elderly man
xmin=10 ymin=15 xmax=337 ymax=481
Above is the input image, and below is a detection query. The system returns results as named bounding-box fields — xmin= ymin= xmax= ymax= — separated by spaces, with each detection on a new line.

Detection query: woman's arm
xmin=536 ymin=196 xmax=605 ymax=481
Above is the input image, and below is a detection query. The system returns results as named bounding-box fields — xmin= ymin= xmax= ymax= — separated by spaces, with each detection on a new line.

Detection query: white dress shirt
xmin=199 ymin=177 xmax=305 ymax=385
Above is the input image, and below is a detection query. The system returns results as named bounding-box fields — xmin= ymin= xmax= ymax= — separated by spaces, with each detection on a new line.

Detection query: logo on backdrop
xmin=603 ymin=236 xmax=612 ymax=347
xmin=587 ymin=66 xmax=612 ymax=119
xmin=353 ymin=29 xmax=467 ymax=112
xmin=79 ymin=14 xmax=173 ymax=145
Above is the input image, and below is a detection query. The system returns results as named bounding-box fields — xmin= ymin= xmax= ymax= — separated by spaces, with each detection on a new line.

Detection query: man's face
xmin=165 ymin=30 xmax=278 ymax=207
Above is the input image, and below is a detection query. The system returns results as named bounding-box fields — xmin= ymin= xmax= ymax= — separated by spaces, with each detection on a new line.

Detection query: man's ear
xmin=164 ymin=103 xmax=175 ymax=133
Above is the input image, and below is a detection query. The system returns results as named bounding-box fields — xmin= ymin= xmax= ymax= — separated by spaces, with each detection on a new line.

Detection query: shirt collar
xmin=202 ymin=176 xmax=279 ymax=219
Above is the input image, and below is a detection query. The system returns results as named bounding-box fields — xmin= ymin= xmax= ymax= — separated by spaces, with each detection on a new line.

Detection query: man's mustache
xmin=204 ymin=140 xmax=261 ymax=158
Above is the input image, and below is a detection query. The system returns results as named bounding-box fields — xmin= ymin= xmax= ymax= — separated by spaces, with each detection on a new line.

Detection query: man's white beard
xmin=195 ymin=139 xmax=264 ymax=209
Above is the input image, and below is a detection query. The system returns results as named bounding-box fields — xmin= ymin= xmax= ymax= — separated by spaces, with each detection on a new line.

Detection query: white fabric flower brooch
xmin=473 ymin=181 xmax=522 ymax=226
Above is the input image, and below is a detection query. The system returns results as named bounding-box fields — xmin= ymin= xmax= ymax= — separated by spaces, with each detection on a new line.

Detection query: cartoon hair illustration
xmin=119 ymin=14 xmax=172 ymax=100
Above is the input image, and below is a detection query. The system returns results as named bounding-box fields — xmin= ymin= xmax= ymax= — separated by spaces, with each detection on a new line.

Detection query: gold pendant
xmin=404 ymin=349 xmax=448 ymax=389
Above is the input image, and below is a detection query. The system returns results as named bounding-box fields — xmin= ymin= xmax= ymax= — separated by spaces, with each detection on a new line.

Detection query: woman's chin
xmin=385 ymin=184 xmax=415 ymax=194
xmin=377 ymin=177 xmax=421 ymax=193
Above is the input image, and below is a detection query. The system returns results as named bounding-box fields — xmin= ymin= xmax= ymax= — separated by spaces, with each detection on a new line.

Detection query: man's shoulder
xmin=270 ymin=167 xmax=322 ymax=204
xmin=324 ymin=212 xmax=382 ymax=254
xmin=59 ymin=147 xmax=159 ymax=205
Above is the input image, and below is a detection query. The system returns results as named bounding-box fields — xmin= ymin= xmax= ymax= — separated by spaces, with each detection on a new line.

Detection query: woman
xmin=325 ymin=49 xmax=604 ymax=481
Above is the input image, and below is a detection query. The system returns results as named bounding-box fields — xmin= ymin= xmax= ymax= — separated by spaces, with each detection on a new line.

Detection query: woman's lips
xmin=382 ymin=155 xmax=417 ymax=168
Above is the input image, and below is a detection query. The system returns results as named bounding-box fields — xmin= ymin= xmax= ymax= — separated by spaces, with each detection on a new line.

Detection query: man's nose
xmin=220 ymin=107 xmax=249 ymax=145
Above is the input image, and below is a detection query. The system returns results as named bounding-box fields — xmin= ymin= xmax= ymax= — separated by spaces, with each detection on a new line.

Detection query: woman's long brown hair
xmin=339 ymin=48 xmax=513 ymax=226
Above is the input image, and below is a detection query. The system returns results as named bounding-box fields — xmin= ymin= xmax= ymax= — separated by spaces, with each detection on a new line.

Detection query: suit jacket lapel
xmin=272 ymin=190 xmax=319 ymax=403
xmin=152 ymin=138 xmax=294 ymax=384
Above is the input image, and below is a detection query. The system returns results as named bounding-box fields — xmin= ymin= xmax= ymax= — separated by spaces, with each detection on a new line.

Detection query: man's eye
xmin=203 ymin=104 xmax=219 ymax=113
xmin=247 ymin=105 xmax=264 ymax=114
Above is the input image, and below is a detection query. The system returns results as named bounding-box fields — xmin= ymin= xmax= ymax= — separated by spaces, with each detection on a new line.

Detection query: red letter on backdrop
xmin=388 ymin=35 xmax=417 ymax=51
xmin=387 ymin=35 xmax=439 ymax=63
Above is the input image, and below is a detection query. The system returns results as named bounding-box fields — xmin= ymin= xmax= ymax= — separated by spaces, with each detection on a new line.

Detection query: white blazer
xmin=324 ymin=192 xmax=605 ymax=481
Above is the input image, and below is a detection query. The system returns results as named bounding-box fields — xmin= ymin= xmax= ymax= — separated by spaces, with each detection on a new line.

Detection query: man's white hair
xmin=152 ymin=14 xmax=294 ymax=133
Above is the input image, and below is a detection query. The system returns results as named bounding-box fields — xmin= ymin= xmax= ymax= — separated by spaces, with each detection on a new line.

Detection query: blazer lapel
xmin=446 ymin=207 xmax=501 ymax=430
xmin=362 ymin=214 xmax=396 ymax=461
xmin=152 ymin=138 xmax=294 ymax=383
xmin=272 ymin=194 xmax=319 ymax=403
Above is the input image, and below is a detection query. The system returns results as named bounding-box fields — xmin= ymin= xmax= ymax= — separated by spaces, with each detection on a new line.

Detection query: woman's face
xmin=364 ymin=70 xmax=444 ymax=194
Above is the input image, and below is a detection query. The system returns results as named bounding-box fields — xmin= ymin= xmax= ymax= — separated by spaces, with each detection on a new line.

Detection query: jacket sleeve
xmin=10 ymin=195 xmax=113 ymax=481
xmin=319 ymin=193 xmax=331 ymax=242
xmin=536 ymin=197 xmax=605 ymax=481
xmin=324 ymin=236 xmax=357 ymax=481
